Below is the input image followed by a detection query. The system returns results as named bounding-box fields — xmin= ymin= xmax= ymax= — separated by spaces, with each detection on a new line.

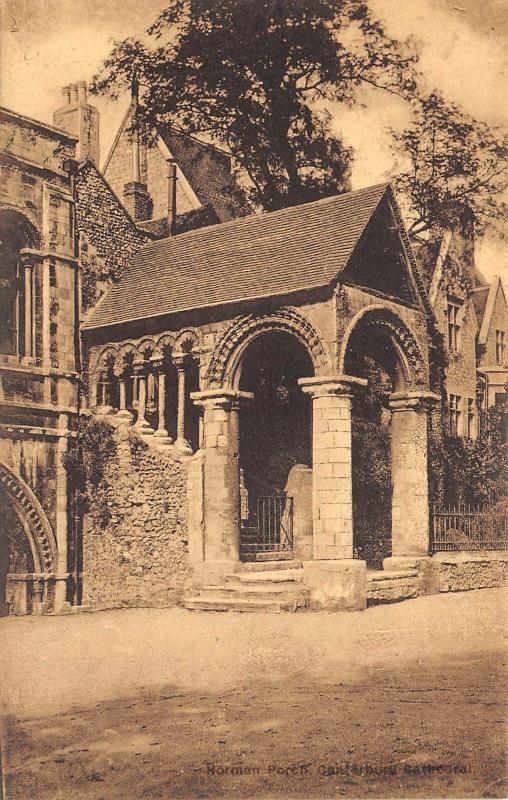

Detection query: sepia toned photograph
xmin=0 ymin=0 xmax=507 ymax=797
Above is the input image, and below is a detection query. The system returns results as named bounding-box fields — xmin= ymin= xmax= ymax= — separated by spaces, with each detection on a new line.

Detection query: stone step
xmin=367 ymin=569 xmax=418 ymax=582
xmin=366 ymin=569 xmax=419 ymax=603
xmin=200 ymin=583 xmax=306 ymax=597
xmin=241 ymin=551 xmax=295 ymax=562
xmin=184 ymin=595 xmax=306 ymax=613
xmin=239 ymin=559 xmax=303 ymax=572
xmin=225 ymin=569 xmax=303 ymax=584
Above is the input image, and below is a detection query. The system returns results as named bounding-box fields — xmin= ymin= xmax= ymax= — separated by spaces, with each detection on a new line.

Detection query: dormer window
xmin=446 ymin=300 xmax=461 ymax=353
xmin=496 ymin=330 xmax=506 ymax=366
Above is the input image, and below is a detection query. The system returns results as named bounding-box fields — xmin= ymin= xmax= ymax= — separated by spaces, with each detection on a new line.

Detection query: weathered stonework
xmin=82 ymin=425 xmax=190 ymax=609
xmin=431 ymin=552 xmax=508 ymax=593
xmin=75 ymin=162 xmax=151 ymax=308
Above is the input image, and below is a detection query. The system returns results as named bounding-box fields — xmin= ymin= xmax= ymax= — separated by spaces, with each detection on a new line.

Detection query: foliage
xmin=91 ymin=0 xmax=418 ymax=211
xmin=63 ymin=416 xmax=117 ymax=526
xmin=392 ymin=92 xmax=508 ymax=235
xmin=439 ymin=402 xmax=508 ymax=507
xmin=352 ymin=418 xmax=391 ymax=567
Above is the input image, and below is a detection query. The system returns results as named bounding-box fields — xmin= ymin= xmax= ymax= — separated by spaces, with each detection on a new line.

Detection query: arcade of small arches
xmin=90 ymin=329 xmax=201 ymax=452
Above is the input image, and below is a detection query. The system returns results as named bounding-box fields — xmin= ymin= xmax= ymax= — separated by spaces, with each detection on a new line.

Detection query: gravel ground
xmin=1 ymin=588 xmax=507 ymax=799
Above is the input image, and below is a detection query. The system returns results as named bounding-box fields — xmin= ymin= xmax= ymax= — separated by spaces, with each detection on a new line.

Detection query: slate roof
xmin=83 ymin=182 xmax=389 ymax=330
xmin=471 ymin=286 xmax=490 ymax=327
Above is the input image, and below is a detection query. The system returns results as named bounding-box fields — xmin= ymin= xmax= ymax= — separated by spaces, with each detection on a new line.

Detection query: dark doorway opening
xmin=238 ymin=331 xmax=313 ymax=557
xmin=345 ymin=327 xmax=401 ymax=568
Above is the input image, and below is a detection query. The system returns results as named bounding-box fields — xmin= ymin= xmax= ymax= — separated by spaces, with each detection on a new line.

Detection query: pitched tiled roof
xmin=159 ymin=128 xmax=249 ymax=222
xmin=471 ymin=286 xmax=490 ymax=327
xmin=83 ymin=182 xmax=389 ymax=330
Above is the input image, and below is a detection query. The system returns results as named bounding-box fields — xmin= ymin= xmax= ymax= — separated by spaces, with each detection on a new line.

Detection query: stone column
xmin=24 ymin=262 xmax=33 ymax=357
xmin=42 ymin=259 xmax=51 ymax=367
xmin=386 ymin=391 xmax=439 ymax=562
xmin=95 ymin=371 xmax=114 ymax=415
xmin=133 ymin=361 xmax=154 ymax=433
xmin=299 ymin=375 xmax=366 ymax=560
xmin=54 ymin=414 xmax=71 ymax=612
xmin=115 ymin=377 xmax=134 ymax=421
xmin=190 ymin=389 xmax=253 ymax=579
xmin=299 ymin=374 xmax=368 ymax=611
xmin=174 ymin=355 xmax=192 ymax=453
xmin=152 ymin=358 xmax=173 ymax=442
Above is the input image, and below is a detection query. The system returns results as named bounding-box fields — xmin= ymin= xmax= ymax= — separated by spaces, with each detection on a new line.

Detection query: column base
xmin=302 ymin=559 xmax=367 ymax=611
xmin=174 ymin=437 xmax=193 ymax=454
xmin=383 ymin=555 xmax=437 ymax=595
xmin=116 ymin=409 xmax=134 ymax=421
xmin=134 ymin=419 xmax=154 ymax=435
xmin=153 ymin=428 xmax=172 ymax=440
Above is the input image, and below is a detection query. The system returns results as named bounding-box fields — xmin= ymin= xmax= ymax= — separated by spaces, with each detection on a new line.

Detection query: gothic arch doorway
xmin=237 ymin=330 xmax=314 ymax=559
xmin=0 ymin=463 xmax=58 ymax=615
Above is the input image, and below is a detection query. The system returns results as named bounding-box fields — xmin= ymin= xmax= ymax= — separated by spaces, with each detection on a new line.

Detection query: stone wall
xmin=431 ymin=551 xmax=508 ymax=592
xmin=82 ymin=424 xmax=191 ymax=609
xmin=482 ymin=284 xmax=507 ymax=369
xmin=75 ymin=162 xmax=151 ymax=308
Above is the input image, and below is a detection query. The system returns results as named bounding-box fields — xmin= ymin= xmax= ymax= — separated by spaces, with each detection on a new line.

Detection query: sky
xmin=1 ymin=0 xmax=507 ymax=284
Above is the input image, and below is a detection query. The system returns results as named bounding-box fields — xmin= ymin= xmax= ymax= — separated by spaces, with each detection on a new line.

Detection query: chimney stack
xmin=122 ymin=77 xmax=153 ymax=222
xmin=167 ymin=160 xmax=177 ymax=235
xmin=54 ymin=81 xmax=100 ymax=166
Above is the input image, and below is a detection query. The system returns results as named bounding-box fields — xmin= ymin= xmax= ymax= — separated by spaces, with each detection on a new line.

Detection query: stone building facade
xmin=82 ymin=184 xmax=440 ymax=610
xmin=0 ymin=106 xmax=79 ymax=615
xmin=1 ymin=89 xmax=506 ymax=617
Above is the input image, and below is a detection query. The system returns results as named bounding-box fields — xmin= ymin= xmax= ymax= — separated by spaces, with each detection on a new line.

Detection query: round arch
xmin=0 ymin=463 xmax=58 ymax=574
xmin=339 ymin=304 xmax=428 ymax=391
xmin=0 ymin=205 xmax=43 ymax=250
xmin=206 ymin=308 xmax=331 ymax=389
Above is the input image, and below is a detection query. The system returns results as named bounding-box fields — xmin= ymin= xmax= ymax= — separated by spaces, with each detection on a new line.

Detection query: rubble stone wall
xmin=82 ymin=425 xmax=190 ymax=609
xmin=432 ymin=552 xmax=508 ymax=592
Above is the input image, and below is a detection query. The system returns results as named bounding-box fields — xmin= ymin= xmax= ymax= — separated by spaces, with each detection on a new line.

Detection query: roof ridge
xmin=137 ymin=182 xmax=390 ymax=254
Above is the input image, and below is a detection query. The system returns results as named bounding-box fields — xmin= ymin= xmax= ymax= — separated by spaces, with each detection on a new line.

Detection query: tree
xmin=392 ymin=92 xmax=508 ymax=235
xmin=92 ymin=0 xmax=418 ymax=211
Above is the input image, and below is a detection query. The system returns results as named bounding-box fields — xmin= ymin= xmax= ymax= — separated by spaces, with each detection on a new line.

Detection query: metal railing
xmin=430 ymin=505 xmax=508 ymax=552
xmin=241 ymin=495 xmax=294 ymax=555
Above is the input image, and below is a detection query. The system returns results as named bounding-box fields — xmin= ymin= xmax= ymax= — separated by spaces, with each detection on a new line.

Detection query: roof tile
xmin=83 ymin=182 xmax=389 ymax=330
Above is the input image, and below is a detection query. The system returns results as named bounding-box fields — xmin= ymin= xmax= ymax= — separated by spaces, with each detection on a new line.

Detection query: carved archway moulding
xmin=338 ymin=304 xmax=428 ymax=390
xmin=92 ymin=330 xmax=200 ymax=379
xmin=206 ymin=307 xmax=332 ymax=389
xmin=0 ymin=463 xmax=57 ymax=573
xmin=0 ymin=204 xmax=44 ymax=249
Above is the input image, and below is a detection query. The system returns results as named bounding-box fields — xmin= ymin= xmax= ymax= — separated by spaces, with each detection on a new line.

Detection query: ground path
xmin=1 ymin=588 xmax=507 ymax=798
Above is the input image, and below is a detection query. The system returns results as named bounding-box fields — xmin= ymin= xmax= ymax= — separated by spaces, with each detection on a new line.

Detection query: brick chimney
xmin=54 ymin=81 xmax=100 ymax=166
xmin=122 ymin=79 xmax=153 ymax=222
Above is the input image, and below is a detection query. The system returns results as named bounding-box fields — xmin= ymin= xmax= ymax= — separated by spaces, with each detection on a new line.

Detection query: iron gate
xmin=241 ymin=495 xmax=294 ymax=556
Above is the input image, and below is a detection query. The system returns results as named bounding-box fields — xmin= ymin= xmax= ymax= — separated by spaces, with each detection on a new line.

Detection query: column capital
xmin=389 ymin=391 xmax=440 ymax=412
xmin=299 ymin=374 xmax=367 ymax=398
xmin=191 ymin=388 xmax=254 ymax=410
xmin=150 ymin=356 xmax=164 ymax=372
xmin=132 ymin=359 xmax=148 ymax=377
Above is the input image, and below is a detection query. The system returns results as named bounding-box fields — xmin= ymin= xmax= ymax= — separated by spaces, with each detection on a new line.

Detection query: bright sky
xmin=1 ymin=0 xmax=507 ymax=283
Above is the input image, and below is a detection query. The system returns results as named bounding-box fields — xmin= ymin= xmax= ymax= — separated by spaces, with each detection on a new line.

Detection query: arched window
xmin=0 ymin=210 xmax=41 ymax=357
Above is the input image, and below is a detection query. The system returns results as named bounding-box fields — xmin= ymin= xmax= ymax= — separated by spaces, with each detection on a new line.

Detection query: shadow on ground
xmin=3 ymin=649 xmax=507 ymax=799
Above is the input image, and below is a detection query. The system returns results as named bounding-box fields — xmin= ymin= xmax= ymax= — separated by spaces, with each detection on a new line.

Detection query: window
xmin=495 ymin=330 xmax=506 ymax=366
xmin=449 ymin=394 xmax=461 ymax=437
xmin=446 ymin=301 xmax=461 ymax=352
xmin=466 ymin=398 xmax=475 ymax=438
